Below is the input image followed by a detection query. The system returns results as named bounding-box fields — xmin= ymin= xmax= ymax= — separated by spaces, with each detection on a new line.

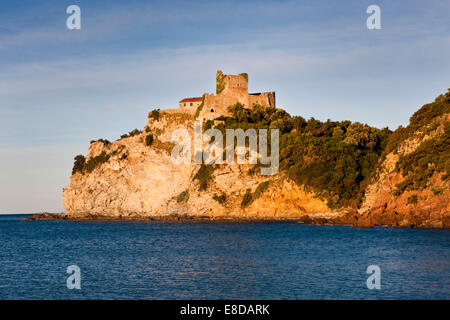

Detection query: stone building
xmin=177 ymin=70 xmax=275 ymax=120
xmin=178 ymin=97 xmax=203 ymax=109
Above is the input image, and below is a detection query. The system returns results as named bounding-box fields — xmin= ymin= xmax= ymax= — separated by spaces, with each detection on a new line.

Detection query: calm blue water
xmin=0 ymin=214 xmax=449 ymax=299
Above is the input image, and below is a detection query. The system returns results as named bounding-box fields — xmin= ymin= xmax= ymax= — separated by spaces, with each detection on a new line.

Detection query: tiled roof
xmin=179 ymin=97 xmax=202 ymax=103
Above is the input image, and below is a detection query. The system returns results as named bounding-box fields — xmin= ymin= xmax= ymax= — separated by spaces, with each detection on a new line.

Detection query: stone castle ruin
xmin=171 ymin=70 xmax=275 ymax=120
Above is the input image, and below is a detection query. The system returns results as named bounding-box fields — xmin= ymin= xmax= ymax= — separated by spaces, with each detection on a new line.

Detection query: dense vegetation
xmin=215 ymin=103 xmax=391 ymax=209
xmin=388 ymin=90 xmax=450 ymax=196
xmin=394 ymin=119 xmax=450 ymax=196
xmin=71 ymin=151 xmax=110 ymax=175
xmin=218 ymin=91 xmax=450 ymax=207
xmin=382 ymin=90 xmax=450 ymax=158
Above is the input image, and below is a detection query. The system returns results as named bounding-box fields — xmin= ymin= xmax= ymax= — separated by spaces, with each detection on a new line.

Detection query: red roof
xmin=179 ymin=97 xmax=202 ymax=103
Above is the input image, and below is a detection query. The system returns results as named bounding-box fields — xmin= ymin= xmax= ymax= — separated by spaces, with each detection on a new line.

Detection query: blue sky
xmin=1 ymin=0 xmax=449 ymax=213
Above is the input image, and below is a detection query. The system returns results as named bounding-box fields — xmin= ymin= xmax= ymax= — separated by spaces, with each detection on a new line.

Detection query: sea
xmin=0 ymin=214 xmax=448 ymax=299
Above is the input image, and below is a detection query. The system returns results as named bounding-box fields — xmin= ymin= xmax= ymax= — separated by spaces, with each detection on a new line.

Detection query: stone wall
xmin=198 ymin=71 xmax=276 ymax=120
xmin=248 ymin=91 xmax=275 ymax=108
xmin=179 ymin=100 xmax=202 ymax=109
xmin=220 ymin=72 xmax=248 ymax=98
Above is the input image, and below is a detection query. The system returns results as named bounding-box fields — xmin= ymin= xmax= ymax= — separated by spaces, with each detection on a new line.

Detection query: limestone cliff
xmin=62 ymin=111 xmax=334 ymax=220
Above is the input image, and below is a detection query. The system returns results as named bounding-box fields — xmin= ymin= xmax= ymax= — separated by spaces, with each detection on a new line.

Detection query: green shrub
xmin=90 ymin=139 xmax=111 ymax=145
xmin=71 ymin=152 xmax=110 ymax=175
xmin=213 ymin=193 xmax=226 ymax=204
xmin=239 ymin=182 xmax=270 ymax=208
xmin=72 ymin=155 xmax=86 ymax=175
xmin=194 ymin=164 xmax=215 ymax=190
xmin=254 ymin=181 xmax=270 ymax=200
xmin=148 ymin=109 xmax=160 ymax=121
xmin=145 ymin=134 xmax=154 ymax=146
xmin=84 ymin=151 xmax=110 ymax=173
xmin=176 ymin=190 xmax=189 ymax=203
xmin=120 ymin=129 xmax=142 ymax=139
xmin=241 ymin=189 xmax=253 ymax=207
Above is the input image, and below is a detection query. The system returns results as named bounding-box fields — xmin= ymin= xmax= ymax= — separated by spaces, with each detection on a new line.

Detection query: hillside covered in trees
xmin=215 ymin=89 xmax=449 ymax=213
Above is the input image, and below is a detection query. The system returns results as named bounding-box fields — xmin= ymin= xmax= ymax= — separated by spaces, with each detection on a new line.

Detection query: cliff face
xmin=62 ymin=111 xmax=334 ymax=220
xmin=62 ymin=91 xmax=450 ymax=227
xmin=355 ymin=94 xmax=450 ymax=228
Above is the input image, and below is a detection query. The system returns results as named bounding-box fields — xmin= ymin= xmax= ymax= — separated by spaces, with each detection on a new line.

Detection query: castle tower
xmin=177 ymin=70 xmax=276 ymax=120
xmin=216 ymin=70 xmax=248 ymax=97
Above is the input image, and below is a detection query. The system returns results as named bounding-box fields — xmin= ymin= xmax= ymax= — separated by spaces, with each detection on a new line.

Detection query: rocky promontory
xmin=28 ymin=90 xmax=450 ymax=228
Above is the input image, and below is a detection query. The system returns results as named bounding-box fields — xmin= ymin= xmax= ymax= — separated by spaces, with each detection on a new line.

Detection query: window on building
xmin=184 ymin=103 xmax=186 ymax=107
xmin=210 ymin=108 xmax=214 ymax=113
xmin=190 ymin=103 xmax=193 ymax=106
